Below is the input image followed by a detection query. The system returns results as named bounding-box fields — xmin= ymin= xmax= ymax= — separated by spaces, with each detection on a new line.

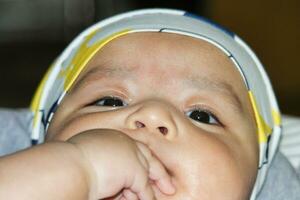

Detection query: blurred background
xmin=0 ymin=0 xmax=299 ymax=116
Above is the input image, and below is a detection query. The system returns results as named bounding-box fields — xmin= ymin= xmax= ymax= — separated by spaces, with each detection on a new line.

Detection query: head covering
xmin=30 ymin=8 xmax=281 ymax=199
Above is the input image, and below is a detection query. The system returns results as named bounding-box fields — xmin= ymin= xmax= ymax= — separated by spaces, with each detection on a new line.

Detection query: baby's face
xmin=47 ymin=32 xmax=259 ymax=199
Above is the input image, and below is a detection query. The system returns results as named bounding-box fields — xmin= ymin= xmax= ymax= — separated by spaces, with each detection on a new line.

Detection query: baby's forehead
xmin=76 ymin=32 xmax=251 ymax=113
xmin=88 ymin=32 xmax=237 ymax=77
xmin=95 ymin=32 xmax=228 ymax=60
xmin=89 ymin=33 xmax=243 ymax=82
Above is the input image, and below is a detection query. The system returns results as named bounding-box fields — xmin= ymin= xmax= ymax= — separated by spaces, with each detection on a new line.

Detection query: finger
xmin=136 ymin=182 xmax=156 ymax=200
xmin=131 ymin=166 xmax=156 ymax=200
xmin=123 ymin=189 xmax=139 ymax=200
xmin=136 ymin=142 xmax=152 ymax=161
xmin=136 ymin=143 xmax=175 ymax=195
xmin=136 ymin=150 xmax=149 ymax=170
xmin=149 ymin=158 xmax=175 ymax=195
xmin=123 ymin=129 xmax=174 ymax=167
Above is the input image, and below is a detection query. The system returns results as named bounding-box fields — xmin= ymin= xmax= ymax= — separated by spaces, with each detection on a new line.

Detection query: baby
xmin=0 ymin=9 xmax=281 ymax=200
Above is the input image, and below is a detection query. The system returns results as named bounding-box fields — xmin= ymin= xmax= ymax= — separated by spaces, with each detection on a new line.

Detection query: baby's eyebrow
xmin=184 ymin=75 xmax=244 ymax=113
xmin=72 ymin=65 xmax=134 ymax=90
xmin=74 ymin=65 xmax=244 ymax=113
xmin=86 ymin=65 xmax=134 ymax=79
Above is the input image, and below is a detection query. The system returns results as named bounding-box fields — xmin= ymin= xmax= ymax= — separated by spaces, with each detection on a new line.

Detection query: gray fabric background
xmin=0 ymin=108 xmax=31 ymax=156
xmin=0 ymin=108 xmax=299 ymax=199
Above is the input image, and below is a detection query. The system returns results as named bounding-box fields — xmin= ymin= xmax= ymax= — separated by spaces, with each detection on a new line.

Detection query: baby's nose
xmin=125 ymin=101 xmax=178 ymax=138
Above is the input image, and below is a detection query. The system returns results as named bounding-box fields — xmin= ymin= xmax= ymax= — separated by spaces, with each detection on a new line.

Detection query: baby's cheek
xmin=171 ymin=142 xmax=251 ymax=199
xmin=47 ymin=110 xmax=126 ymax=141
xmin=47 ymin=114 xmax=98 ymax=141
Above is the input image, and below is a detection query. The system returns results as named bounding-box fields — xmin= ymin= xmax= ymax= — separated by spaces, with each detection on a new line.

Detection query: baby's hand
xmin=67 ymin=129 xmax=175 ymax=200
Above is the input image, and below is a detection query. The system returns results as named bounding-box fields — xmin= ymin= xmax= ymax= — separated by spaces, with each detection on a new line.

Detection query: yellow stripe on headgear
xmin=30 ymin=62 xmax=55 ymax=127
xmin=60 ymin=29 xmax=131 ymax=92
xmin=248 ymin=91 xmax=272 ymax=143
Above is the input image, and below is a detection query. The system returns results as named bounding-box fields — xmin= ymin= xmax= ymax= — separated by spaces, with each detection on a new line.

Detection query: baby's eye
xmin=186 ymin=109 xmax=219 ymax=125
xmin=93 ymin=96 xmax=127 ymax=107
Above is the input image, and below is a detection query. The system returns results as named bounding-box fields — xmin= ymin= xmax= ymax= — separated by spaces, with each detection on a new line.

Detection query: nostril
xmin=158 ymin=126 xmax=168 ymax=135
xmin=135 ymin=121 xmax=145 ymax=128
xmin=134 ymin=121 xmax=168 ymax=135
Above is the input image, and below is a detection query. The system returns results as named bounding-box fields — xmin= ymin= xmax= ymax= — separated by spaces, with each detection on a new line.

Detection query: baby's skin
xmin=68 ymin=129 xmax=175 ymax=200
xmin=0 ymin=129 xmax=174 ymax=199
xmin=0 ymin=32 xmax=259 ymax=200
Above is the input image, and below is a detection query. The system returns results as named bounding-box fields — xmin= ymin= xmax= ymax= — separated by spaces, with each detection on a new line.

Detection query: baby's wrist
xmin=66 ymin=139 xmax=99 ymax=200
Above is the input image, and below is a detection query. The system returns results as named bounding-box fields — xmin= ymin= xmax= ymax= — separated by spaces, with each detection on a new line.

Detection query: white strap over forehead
xmin=30 ymin=8 xmax=281 ymax=199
